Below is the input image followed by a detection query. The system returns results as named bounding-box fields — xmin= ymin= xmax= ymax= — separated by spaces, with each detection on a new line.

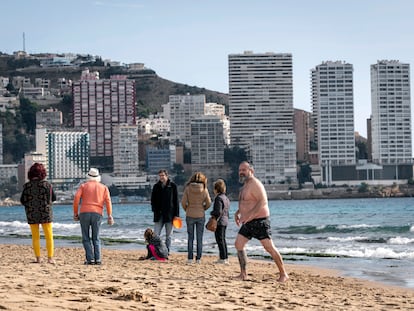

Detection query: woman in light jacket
xmin=181 ymin=172 xmax=211 ymax=264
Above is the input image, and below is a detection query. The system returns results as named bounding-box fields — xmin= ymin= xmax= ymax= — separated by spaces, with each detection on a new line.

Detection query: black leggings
xmin=214 ymin=225 xmax=228 ymax=260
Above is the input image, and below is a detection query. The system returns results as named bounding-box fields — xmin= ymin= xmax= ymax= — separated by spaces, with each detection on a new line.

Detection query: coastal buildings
xmin=370 ymin=60 xmax=412 ymax=165
xmin=228 ymin=51 xmax=296 ymax=183
xmin=169 ymin=94 xmax=205 ymax=148
xmin=311 ymin=61 xmax=356 ymax=185
xmin=72 ymin=70 xmax=136 ymax=158
xmin=228 ymin=51 xmax=294 ymax=152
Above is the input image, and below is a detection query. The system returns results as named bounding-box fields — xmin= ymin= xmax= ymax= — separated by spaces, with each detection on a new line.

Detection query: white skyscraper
xmin=228 ymin=51 xmax=294 ymax=152
xmin=370 ymin=60 xmax=412 ymax=165
xmin=311 ymin=61 xmax=355 ymax=184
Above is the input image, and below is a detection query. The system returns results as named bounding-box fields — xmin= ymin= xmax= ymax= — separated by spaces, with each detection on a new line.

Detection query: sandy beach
xmin=0 ymin=244 xmax=413 ymax=311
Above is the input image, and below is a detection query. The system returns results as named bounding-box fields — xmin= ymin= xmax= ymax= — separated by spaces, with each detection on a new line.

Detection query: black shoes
xmin=84 ymin=260 xmax=102 ymax=265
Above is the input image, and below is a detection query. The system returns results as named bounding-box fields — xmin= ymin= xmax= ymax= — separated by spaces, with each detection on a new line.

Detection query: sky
xmin=2 ymin=0 xmax=414 ymax=138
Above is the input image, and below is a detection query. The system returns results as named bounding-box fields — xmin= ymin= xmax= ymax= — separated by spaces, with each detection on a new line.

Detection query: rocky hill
xmin=0 ymin=53 xmax=229 ymax=117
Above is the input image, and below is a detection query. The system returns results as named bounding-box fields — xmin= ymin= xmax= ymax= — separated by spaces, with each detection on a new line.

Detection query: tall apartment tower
xmin=72 ymin=73 xmax=136 ymax=158
xmin=169 ymin=94 xmax=205 ymax=148
xmin=293 ymin=108 xmax=311 ymax=162
xmin=311 ymin=61 xmax=355 ymax=184
xmin=370 ymin=60 xmax=412 ymax=165
xmin=113 ymin=124 xmax=139 ymax=176
xmin=228 ymin=51 xmax=294 ymax=152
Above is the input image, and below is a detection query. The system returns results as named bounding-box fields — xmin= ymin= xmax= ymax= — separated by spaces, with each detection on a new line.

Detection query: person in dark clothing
xmin=151 ymin=169 xmax=179 ymax=253
xmin=139 ymin=228 xmax=169 ymax=261
xmin=20 ymin=162 xmax=57 ymax=264
xmin=210 ymin=179 xmax=231 ymax=264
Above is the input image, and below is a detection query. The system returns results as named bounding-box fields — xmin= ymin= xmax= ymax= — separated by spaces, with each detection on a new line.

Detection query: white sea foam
xmin=327 ymin=236 xmax=367 ymax=242
xmin=388 ymin=236 xmax=414 ymax=245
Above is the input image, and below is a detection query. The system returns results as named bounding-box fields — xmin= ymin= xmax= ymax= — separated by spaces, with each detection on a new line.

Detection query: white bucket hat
xmin=87 ymin=168 xmax=101 ymax=182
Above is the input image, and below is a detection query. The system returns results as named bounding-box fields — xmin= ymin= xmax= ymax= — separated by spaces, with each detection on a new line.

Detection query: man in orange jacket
xmin=73 ymin=168 xmax=114 ymax=265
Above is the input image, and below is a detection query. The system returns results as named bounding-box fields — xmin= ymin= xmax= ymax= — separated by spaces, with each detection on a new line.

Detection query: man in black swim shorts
xmin=234 ymin=161 xmax=289 ymax=282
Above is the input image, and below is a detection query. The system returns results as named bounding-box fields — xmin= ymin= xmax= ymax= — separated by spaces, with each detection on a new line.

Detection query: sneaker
xmin=84 ymin=260 xmax=94 ymax=265
xmin=215 ymin=259 xmax=229 ymax=264
xmin=196 ymin=259 xmax=201 ymax=264
xmin=186 ymin=259 xmax=193 ymax=265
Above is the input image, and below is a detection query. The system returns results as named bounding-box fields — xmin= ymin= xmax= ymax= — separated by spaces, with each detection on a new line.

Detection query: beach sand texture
xmin=0 ymin=244 xmax=413 ymax=311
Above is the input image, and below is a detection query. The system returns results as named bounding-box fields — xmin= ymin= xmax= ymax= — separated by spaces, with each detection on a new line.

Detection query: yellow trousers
xmin=29 ymin=223 xmax=54 ymax=258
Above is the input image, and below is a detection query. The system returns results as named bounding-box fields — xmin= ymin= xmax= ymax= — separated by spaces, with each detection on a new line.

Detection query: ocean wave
xmin=388 ymin=236 xmax=414 ymax=245
xmin=278 ymin=224 xmax=412 ymax=235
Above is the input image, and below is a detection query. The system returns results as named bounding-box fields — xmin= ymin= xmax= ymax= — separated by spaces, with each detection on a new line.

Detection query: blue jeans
xmin=79 ymin=212 xmax=103 ymax=262
xmin=154 ymin=218 xmax=173 ymax=253
xmin=186 ymin=216 xmax=205 ymax=260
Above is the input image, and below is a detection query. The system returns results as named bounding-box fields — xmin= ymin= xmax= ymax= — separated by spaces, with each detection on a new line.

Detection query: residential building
xmin=311 ymin=61 xmax=356 ymax=185
xmin=250 ymin=130 xmax=297 ymax=184
xmin=36 ymin=108 xmax=63 ymax=127
xmin=72 ymin=73 xmax=136 ymax=158
xmin=190 ymin=115 xmax=224 ymax=165
xmin=113 ymin=124 xmax=139 ymax=176
xmin=169 ymin=94 xmax=205 ymax=148
xmin=293 ymin=108 xmax=311 ymax=162
xmin=370 ymin=60 xmax=412 ymax=165
xmin=228 ymin=51 xmax=294 ymax=153
xmin=205 ymin=102 xmax=230 ymax=145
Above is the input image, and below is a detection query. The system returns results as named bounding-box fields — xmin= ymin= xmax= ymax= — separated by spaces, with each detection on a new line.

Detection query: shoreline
xmin=0 ymin=244 xmax=413 ymax=310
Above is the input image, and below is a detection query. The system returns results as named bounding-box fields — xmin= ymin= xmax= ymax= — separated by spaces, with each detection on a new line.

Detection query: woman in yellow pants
xmin=20 ymin=163 xmax=56 ymax=264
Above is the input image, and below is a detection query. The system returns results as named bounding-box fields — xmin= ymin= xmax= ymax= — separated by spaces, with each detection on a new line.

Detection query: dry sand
xmin=0 ymin=244 xmax=413 ymax=310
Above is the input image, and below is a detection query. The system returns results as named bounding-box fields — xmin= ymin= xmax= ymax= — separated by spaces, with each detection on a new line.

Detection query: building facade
xmin=370 ymin=60 xmax=412 ymax=165
xmin=190 ymin=116 xmax=224 ymax=165
xmin=113 ymin=124 xmax=139 ymax=176
xmin=72 ymin=73 xmax=136 ymax=158
xmin=169 ymin=94 xmax=205 ymax=148
xmin=228 ymin=51 xmax=294 ymax=152
xmin=250 ymin=130 xmax=297 ymax=184
xmin=311 ymin=61 xmax=356 ymax=185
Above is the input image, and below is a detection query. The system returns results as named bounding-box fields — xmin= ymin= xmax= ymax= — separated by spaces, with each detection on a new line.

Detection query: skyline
xmin=2 ymin=0 xmax=414 ymax=138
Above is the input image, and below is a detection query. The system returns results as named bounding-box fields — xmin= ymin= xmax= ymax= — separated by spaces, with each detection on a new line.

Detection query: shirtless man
xmin=234 ymin=161 xmax=289 ymax=282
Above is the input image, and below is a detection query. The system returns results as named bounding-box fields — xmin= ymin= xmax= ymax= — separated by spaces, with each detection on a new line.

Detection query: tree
xmin=19 ymin=97 xmax=38 ymax=134
xmin=298 ymin=164 xmax=312 ymax=184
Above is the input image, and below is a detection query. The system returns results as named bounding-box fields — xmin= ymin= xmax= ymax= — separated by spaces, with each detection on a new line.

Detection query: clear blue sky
xmin=2 ymin=0 xmax=414 ymax=137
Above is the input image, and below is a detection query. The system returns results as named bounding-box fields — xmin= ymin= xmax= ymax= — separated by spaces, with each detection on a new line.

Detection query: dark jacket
xmin=151 ymin=179 xmax=179 ymax=223
xmin=20 ymin=180 xmax=56 ymax=224
xmin=146 ymin=234 xmax=169 ymax=259
xmin=210 ymin=193 xmax=230 ymax=226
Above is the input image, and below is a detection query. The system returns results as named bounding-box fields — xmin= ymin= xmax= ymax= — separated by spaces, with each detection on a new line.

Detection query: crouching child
xmin=139 ymin=228 xmax=169 ymax=261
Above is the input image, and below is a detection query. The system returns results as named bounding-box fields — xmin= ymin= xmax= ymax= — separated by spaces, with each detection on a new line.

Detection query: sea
xmin=0 ymin=197 xmax=413 ymax=289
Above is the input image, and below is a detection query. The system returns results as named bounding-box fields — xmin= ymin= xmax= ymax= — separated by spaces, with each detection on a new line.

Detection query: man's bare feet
xmin=277 ymin=274 xmax=289 ymax=283
xmin=233 ymin=273 xmax=248 ymax=281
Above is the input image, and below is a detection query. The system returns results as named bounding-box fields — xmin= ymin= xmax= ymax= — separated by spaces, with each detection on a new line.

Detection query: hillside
xmin=0 ymin=53 xmax=229 ymax=116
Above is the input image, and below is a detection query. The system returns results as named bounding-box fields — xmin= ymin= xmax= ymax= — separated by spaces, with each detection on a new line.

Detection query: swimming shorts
xmin=238 ymin=217 xmax=272 ymax=240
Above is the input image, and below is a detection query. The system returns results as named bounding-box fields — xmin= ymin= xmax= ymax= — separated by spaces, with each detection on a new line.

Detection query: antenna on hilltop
xmin=23 ymin=32 xmax=26 ymax=52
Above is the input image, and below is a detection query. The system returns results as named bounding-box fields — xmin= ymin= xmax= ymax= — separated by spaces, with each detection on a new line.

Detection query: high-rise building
xmin=72 ymin=73 xmax=136 ymax=158
xmin=293 ymin=108 xmax=311 ymax=162
xmin=251 ymin=130 xmax=297 ymax=183
xmin=169 ymin=94 xmax=205 ymax=148
xmin=311 ymin=61 xmax=356 ymax=184
xmin=370 ymin=60 xmax=412 ymax=165
xmin=228 ymin=51 xmax=294 ymax=152
xmin=190 ymin=115 xmax=224 ymax=165
xmin=46 ymin=130 xmax=90 ymax=183
xmin=113 ymin=124 xmax=139 ymax=176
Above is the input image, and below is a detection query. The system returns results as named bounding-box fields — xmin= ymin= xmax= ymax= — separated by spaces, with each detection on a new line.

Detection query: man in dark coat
xmin=151 ymin=169 xmax=179 ymax=253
